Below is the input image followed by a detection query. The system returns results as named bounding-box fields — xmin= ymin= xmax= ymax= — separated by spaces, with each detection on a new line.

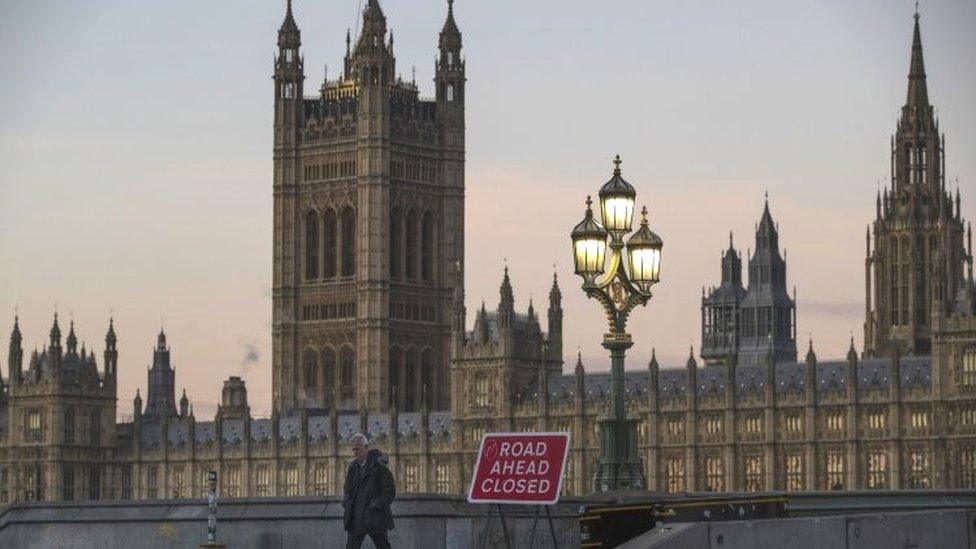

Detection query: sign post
xmin=468 ymin=432 xmax=570 ymax=548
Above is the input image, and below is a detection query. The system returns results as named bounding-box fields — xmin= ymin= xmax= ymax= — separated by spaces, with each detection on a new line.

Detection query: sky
xmin=1 ymin=0 xmax=974 ymax=418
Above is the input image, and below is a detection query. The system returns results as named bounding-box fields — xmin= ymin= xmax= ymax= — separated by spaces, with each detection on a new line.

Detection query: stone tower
xmin=865 ymin=10 xmax=968 ymax=358
xmin=701 ymin=233 xmax=747 ymax=366
xmin=271 ymin=0 xmax=465 ymax=414
xmin=142 ymin=330 xmax=178 ymax=419
xmin=736 ymin=197 xmax=797 ymax=367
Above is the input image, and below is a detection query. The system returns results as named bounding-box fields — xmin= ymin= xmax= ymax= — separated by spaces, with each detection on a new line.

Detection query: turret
xmin=104 ymin=317 xmax=118 ymax=379
xmin=350 ymin=0 xmax=394 ymax=115
xmin=498 ymin=266 xmax=514 ymax=329
xmin=49 ymin=312 xmax=62 ymax=365
xmin=574 ymin=351 xmax=585 ymax=407
xmin=436 ymin=0 xmax=465 ymax=107
xmin=66 ymin=320 xmax=78 ymax=357
xmin=805 ymin=337 xmax=817 ymax=404
xmin=180 ymin=389 xmax=189 ymax=419
xmin=547 ymin=271 xmax=563 ymax=360
xmin=8 ymin=314 xmax=23 ymax=384
xmin=144 ymin=329 xmax=178 ymax=418
xmin=133 ymin=389 xmax=143 ymax=418
xmin=273 ymin=0 xmax=304 ymax=150
xmin=648 ymin=349 xmax=659 ymax=411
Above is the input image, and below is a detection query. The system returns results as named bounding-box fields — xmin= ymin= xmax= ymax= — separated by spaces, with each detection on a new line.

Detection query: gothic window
xmin=447 ymin=84 xmax=455 ymax=102
xmin=146 ymin=466 xmax=158 ymax=500
xmin=282 ymin=463 xmax=299 ymax=496
xmin=24 ymin=465 xmax=43 ymax=502
xmin=390 ymin=207 xmax=401 ymax=278
xmin=435 ymin=464 xmax=451 ymax=494
xmin=62 ymin=466 xmax=74 ymax=501
xmin=910 ymin=410 xmax=930 ymax=430
xmin=866 ymin=451 xmax=888 ymax=489
xmin=961 ymin=447 xmax=976 ymax=489
xmin=705 ymin=415 xmax=723 ymax=435
xmin=705 ymin=456 xmax=723 ymax=492
xmin=305 ymin=211 xmax=319 ymax=280
xmin=323 ymin=209 xmax=337 ymax=278
xmin=868 ymin=410 xmax=886 ymax=431
xmin=784 ymin=412 xmax=802 ymax=432
xmin=405 ymin=209 xmax=418 ymax=279
xmin=447 ymin=51 xmax=454 ymax=66
xmin=256 ymin=465 xmax=271 ymax=497
xmin=826 ymin=451 xmax=845 ymax=490
xmin=89 ymin=409 xmax=100 ymax=446
xmin=826 ymin=411 xmax=845 ymax=432
xmin=422 ymin=212 xmax=434 ymax=282
xmin=403 ymin=463 xmax=419 ymax=493
xmin=664 ymin=456 xmax=685 ymax=493
xmin=473 ymin=373 xmax=492 ymax=409
xmin=63 ymin=408 xmax=74 ymax=445
xmin=784 ymin=454 xmax=804 ymax=491
xmin=389 ymin=347 xmax=401 ymax=409
xmin=171 ymin=467 xmax=185 ymax=499
xmin=666 ymin=416 xmax=684 ymax=438
xmin=961 ymin=405 xmax=976 ymax=427
xmin=225 ymin=465 xmax=242 ymax=498
xmin=341 ymin=207 xmax=356 ymax=277
xmin=744 ymin=414 xmax=762 ymax=434
xmin=340 ymin=347 xmax=355 ymax=408
xmin=744 ymin=455 xmax=763 ymax=491
xmin=303 ymin=348 xmax=318 ymax=399
xmin=405 ymin=349 xmax=419 ymax=411
xmin=322 ymin=348 xmax=336 ymax=407
xmin=908 ymin=450 xmax=930 ymax=488
xmin=963 ymin=347 xmax=976 ymax=387
xmin=24 ymin=409 xmax=42 ymax=442
xmin=0 ymin=468 xmax=7 ymax=503
xmin=312 ymin=462 xmax=331 ymax=496
xmin=120 ymin=466 xmax=132 ymax=500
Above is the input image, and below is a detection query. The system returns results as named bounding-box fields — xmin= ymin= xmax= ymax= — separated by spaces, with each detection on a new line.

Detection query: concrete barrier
xmin=0 ymin=495 xmax=584 ymax=549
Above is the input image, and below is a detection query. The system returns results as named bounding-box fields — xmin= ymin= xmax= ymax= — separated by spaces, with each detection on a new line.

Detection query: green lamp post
xmin=570 ymin=155 xmax=663 ymax=492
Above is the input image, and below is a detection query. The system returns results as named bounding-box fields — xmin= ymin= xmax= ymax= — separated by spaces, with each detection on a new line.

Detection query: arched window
xmin=422 ymin=212 xmax=434 ymax=282
xmin=322 ymin=348 xmax=336 ymax=408
xmin=389 ymin=347 xmax=402 ymax=410
xmin=405 ymin=349 xmax=419 ymax=411
xmin=390 ymin=207 xmax=401 ymax=279
xmin=405 ymin=209 xmax=418 ymax=279
xmin=323 ymin=209 xmax=337 ymax=278
xmin=341 ymin=207 xmax=356 ymax=277
xmin=447 ymin=84 xmax=455 ymax=102
xmin=305 ymin=211 xmax=319 ymax=280
xmin=340 ymin=347 xmax=355 ymax=408
xmin=963 ymin=347 xmax=976 ymax=388
xmin=303 ymin=348 xmax=318 ymax=400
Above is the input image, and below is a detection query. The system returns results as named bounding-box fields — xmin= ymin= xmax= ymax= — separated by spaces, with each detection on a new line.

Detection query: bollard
xmin=199 ymin=470 xmax=227 ymax=548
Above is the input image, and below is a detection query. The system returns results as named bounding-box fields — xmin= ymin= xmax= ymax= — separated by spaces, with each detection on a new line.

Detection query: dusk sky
xmin=1 ymin=0 xmax=974 ymax=418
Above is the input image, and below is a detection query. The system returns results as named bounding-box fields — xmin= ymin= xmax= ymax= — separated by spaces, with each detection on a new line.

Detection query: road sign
xmin=468 ymin=432 xmax=570 ymax=505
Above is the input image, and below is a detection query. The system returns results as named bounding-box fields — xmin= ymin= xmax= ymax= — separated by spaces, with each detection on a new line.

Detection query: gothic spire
xmin=10 ymin=313 xmax=21 ymax=346
xmin=575 ymin=350 xmax=584 ymax=376
xmin=66 ymin=319 xmax=78 ymax=354
xmin=105 ymin=316 xmax=117 ymax=348
xmin=805 ymin=336 xmax=817 ymax=364
xmin=649 ymin=347 xmax=659 ymax=371
xmin=278 ymin=0 xmax=301 ymax=48
xmin=499 ymin=264 xmax=514 ymax=310
xmin=440 ymin=0 xmax=462 ymax=49
xmin=549 ymin=270 xmax=561 ymax=304
xmin=906 ymin=8 xmax=928 ymax=108
xmin=847 ymin=333 xmax=858 ymax=363
xmin=50 ymin=311 xmax=61 ymax=348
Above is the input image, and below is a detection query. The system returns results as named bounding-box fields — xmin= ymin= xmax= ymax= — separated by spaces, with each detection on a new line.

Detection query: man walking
xmin=343 ymin=433 xmax=395 ymax=549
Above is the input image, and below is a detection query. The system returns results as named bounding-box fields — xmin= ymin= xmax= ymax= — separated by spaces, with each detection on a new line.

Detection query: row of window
xmin=390 ymin=207 xmax=436 ymax=282
xmin=390 ymin=301 xmax=437 ymax=322
xmin=302 ymin=347 xmax=356 ymax=408
xmin=305 ymin=207 xmax=356 ymax=280
xmin=390 ymin=159 xmax=438 ymax=184
xmin=22 ymin=408 xmax=100 ymax=446
xmin=389 ymin=347 xmax=437 ymax=412
xmin=301 ymin=301 xmax=356 ymax=321
xmin=302 ymin=159 xmax=357 ymax=182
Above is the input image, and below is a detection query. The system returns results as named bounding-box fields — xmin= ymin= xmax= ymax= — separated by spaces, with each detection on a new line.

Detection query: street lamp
xmin=570 ymin=154 xmax=663 ymax=492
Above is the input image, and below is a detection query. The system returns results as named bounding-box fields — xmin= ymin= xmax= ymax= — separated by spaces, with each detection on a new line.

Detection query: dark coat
xmin=343 ymin=449 xmax=396 ymax=534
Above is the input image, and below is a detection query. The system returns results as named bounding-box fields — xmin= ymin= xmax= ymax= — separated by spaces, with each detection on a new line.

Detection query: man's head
xmin=351 ymin=433 xmax=369 ymax=460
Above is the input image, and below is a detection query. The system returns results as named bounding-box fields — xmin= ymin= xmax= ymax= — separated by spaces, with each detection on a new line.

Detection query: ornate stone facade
xmin=2 ymin=7 xmax=976 ymax=505
xmin=272 ymin=0 xmax=464 ymax=414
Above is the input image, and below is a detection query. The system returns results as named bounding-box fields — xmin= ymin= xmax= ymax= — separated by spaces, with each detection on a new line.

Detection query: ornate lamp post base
xmin=592 ymin=339 xmax=646 ymax=492
xmin=594 ymin=416 xmax=646 ymax=491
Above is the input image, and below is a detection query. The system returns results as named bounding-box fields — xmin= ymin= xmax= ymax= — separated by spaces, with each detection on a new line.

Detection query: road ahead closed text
xmin=467 ymin=432 xmax=570 ymax=505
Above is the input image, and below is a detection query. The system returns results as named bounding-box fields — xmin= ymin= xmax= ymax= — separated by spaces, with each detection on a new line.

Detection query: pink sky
xmin=1 ymin=1 xmax=974 ymax=417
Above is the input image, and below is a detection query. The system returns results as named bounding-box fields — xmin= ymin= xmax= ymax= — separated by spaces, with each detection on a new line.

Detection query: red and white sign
xmin=467 ymin=432 xmax=570 ymax=505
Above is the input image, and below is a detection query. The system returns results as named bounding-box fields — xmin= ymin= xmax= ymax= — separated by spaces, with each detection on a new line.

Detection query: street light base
xmin=593 ymin=415 xmax=646 ymax=492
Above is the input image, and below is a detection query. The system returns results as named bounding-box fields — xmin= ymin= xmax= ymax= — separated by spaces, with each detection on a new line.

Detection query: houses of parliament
xmin=2 ymin=2 xmax=976 ymax=504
